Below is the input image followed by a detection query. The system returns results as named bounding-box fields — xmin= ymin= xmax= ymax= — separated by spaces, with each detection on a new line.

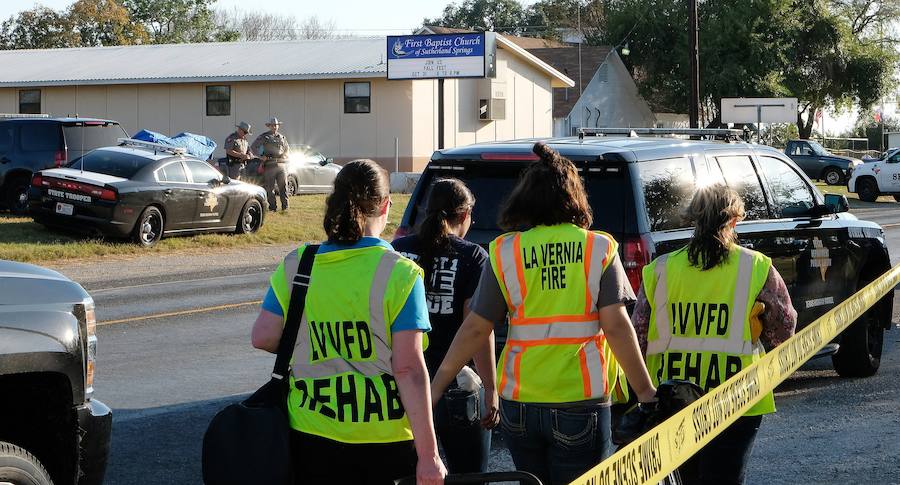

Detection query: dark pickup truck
xmin=0 ymin=261 xmax=111 ymax=485
xmin=784 ymin=139 xmax=862 ymax=185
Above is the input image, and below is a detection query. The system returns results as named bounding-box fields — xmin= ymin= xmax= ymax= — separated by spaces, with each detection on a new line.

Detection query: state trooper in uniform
xmin=223 ymin=121 xmax=252 ymax=180
xmin=250 ymin=117 xmax=290 ymax=212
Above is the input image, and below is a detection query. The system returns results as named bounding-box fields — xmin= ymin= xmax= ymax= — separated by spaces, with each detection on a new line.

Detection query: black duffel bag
xmin=202 ymin=245 xmax=318 ymax=485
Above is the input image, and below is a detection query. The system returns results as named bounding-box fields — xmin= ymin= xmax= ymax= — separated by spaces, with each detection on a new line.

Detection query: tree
xmin=68 ymin=0 xmax=148 ymax=46
xmin=424 ymin=0 xmax=527 ymax=33
xmin=122 ymin=0 xmax=237 ymax=43
xmin=848 ymin=110 xmax=900 ymax=151
xmin=600 ymin=0 xmax=896 ymax=138
xmin=524 ymin=0 xmax=607 ymax=42
xmin=0 ymin=6 xmax=76 ymax=49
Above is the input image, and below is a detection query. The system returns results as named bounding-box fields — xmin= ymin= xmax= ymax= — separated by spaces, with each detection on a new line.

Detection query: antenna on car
xmin=117 ymin=138 xmax=186 ymax=155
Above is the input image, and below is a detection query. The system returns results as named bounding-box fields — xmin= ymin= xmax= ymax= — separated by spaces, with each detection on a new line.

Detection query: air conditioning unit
xmin=478 ymin=79 xmax=506 ymax=121
xmin=479 ymin=98 xmax=506 ymax=121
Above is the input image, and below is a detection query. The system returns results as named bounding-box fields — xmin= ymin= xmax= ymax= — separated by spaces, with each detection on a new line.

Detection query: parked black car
xmin=0 ymin=260 xmax=111 ymax=485
xmin=28 ymin=139 xmax=268 ymax=247
xmin=784 ymin=139 xmax=862 ymax=185
xmin=0 ymin=116 xmax=128 ymax=212
xmin=398 ymin=131 xmax=893 ymax=377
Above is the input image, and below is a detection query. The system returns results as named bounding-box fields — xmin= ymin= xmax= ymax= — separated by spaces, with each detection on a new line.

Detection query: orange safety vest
xmin=490 ymin=223 xmax=618 ymax=403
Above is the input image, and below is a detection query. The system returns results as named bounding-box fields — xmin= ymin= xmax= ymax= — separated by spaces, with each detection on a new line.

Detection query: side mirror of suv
xmin=823 ymin=193 xmax=849 ymax=214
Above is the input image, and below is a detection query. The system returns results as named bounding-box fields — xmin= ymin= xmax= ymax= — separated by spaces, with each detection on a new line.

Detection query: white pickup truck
xmin=848 ymin=148 xmax=900 ymax=202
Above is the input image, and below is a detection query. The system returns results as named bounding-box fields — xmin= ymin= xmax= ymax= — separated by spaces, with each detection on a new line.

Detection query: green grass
xmin=0 ymin=194 xmax=411 ymax=264
xmin=813 ymin=182 xmax=896 ymax=204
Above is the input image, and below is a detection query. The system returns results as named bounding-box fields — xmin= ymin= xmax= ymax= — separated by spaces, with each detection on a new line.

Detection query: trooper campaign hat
xmin=236 ymin=121 xmax=252 ymax=134
xmin=266 ymin=117 xmax=282 ymax=127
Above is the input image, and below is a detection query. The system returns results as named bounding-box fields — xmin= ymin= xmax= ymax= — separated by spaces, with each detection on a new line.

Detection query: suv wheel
xmin=132 ymin=206 xmax=164 ymax=247
xmin=4 ymin=178 xmax=30 ymax=214
xmin=236 ymin=199 xmax=263 ymax=234
xmin=286 ymin=175 xmax=298 ymax=197
xmin=823 ymin=167 xmax=843 ymax=185
xmin=0 ymin=441 xmax=53 ymax=485
xmin=857 ymin=178 xmax=879 ymax=202
xmin=832 ymin=301 xmax=884 ymax=377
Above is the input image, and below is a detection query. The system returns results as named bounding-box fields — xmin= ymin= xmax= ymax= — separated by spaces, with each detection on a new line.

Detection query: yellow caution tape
xmin=571 ymin=263 xmax=900 ymax=485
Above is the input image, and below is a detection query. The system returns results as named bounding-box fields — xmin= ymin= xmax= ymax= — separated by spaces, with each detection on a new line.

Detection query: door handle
xmin=163 ymin=189 xmax=173 ymax=195
xmin=0 ymin=157 xmax=9 ymax=164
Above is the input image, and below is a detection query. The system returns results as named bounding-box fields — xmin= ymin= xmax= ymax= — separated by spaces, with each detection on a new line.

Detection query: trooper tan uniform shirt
xmin=250 ymin=131 xmax=290 ymax=166
xmin=224 ymin=132 xmax=250 ymax=161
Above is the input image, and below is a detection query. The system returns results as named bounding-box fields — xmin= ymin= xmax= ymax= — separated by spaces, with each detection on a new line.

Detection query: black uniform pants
xmin=263 ymin=163 xmax=288 ymax=210
xmin=289 ymin=430 xmax=416 ymax=485
xmin=678 ymin=414 xmax=763 ymax=485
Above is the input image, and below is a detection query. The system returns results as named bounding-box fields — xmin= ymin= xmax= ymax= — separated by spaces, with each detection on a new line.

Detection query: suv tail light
xmin=623 ymin=236 xmax=652 ymax=293
xmin=75 ymin=299 xmax=97 ymax=400
xmin=54 ymin=149 xmax=67 ymax=168
xmin=393 ymin=225 xmax=411 ymax=240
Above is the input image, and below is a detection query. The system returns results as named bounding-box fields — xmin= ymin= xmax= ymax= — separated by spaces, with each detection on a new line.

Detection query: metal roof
xmin=0 ymin=36 xmax=574 ymax=88
xmin=0 ymin=38 xmax=389 ymax=87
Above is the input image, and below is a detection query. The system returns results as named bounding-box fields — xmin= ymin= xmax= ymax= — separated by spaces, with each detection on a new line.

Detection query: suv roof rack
xmin=117 ymin=138 xmax=186 ymax=155
xmin=0 ymin=113 xmax=51 ymax=119
xmin=578 ymin=127 xmax=747 ymax=142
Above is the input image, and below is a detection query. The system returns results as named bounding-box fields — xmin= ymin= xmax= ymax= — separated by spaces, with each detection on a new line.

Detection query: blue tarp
xmin=132 ymin=129 xmax=217 ymax=161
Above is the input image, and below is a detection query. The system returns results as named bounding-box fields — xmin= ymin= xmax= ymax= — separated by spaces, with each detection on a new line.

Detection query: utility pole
xmin=688 ymin=0 xmax=700 ymax=128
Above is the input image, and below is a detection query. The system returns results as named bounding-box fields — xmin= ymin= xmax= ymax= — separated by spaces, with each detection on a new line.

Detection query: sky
xmin=0 ymin=0 xmax=480 ymax=36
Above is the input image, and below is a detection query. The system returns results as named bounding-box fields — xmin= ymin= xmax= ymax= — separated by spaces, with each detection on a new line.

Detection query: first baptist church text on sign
xmin=386 ymin=33 xmax=496 ymax=80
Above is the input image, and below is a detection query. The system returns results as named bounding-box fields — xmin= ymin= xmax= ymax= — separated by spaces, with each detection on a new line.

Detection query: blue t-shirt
xmin=261 ymin=237 xmax=431 ymax=333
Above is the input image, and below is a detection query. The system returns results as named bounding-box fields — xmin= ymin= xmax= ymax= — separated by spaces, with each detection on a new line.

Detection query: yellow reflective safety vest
xmin=489 ymin=223 xmax=622 ymax=404
xmin=269 ymin=243 xmax=423 ymax=443
xmin=642 ymin=245 xmax=776 ymax=416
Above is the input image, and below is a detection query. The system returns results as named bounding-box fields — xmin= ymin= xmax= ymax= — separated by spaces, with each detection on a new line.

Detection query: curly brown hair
xmin=498 ymin=142 xmax=593 ymax=231
xmin=323 ymin=159 xmax=389 ymax=244
xmin=684 ymin=184 xmax=745 ymax=270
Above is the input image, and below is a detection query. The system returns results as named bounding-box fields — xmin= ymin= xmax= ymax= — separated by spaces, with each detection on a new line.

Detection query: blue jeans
xmin=434 ymin=386 xmax=491 ymax=473
xmin=678 ymin=415 xmax=762 ymax=485
xmin=500 ymin=399 xmax=612 ymax=485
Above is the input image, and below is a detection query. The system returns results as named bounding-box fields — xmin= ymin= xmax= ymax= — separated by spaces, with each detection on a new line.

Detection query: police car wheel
xmin=236 ymin=199 xmax=263 ymax=234
xmin=0 ymin=441 xmax=53 ymax=485
xmin=857 ymin=179 xmax=879 ymax=202
xmin=132 ymin=206 xmax=164 ymax=247
xmin=832 ymin=304 xmax=883 ymax=377
xmin=823 ymin=168 xmax=843 ymax=185
xmin=286 ymin=176 xmax=298 ymax=197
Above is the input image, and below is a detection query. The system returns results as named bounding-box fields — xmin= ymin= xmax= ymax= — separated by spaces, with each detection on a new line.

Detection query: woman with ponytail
xmin=252 ymin=159 xmax=446 ymax=485
xmin=431 ymin=143 xmax=657 ymax=485
xmin=393 ymin=178 xmax=498 ymax=474
xmin=631 ymin=184 xmax=795 ymax=485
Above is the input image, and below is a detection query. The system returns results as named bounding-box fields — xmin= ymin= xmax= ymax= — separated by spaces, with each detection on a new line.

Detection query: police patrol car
xmin=847 ymin=148 xmax=900 ymax=202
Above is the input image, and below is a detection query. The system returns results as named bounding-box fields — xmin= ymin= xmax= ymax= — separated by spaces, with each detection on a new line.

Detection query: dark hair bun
xmin=532 ymin=142 xmax=555 ymax=160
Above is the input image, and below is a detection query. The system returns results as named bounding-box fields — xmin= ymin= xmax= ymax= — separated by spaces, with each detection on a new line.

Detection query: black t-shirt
xmin=392 ymin=234 xmax=488 ymax=375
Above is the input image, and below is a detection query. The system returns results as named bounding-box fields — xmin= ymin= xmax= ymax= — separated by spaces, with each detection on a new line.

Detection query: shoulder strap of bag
xmin=272 ymin=244 xmax=320 ymax=380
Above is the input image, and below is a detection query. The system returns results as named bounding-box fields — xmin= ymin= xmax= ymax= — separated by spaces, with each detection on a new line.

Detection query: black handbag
xmin=202 ymin=245 xmax=318 ymax=485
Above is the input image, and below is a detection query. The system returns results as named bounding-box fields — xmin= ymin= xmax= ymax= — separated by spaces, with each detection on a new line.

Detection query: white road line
xmin=90 ymin=271 xmax=271 ymax=294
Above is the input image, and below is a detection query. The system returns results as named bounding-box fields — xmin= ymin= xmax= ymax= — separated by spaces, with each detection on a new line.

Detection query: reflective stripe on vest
xmin=646 ymin=250 xmax=758 ymax=356
xmin=492 ymin=227 xmax=614 ymax=402
xmin=289 ymin=251 xmax=399 ymax=379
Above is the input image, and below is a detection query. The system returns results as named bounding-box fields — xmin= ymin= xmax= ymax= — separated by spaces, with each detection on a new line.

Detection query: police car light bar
xmin=118 ymin=138 xmax=186 ymax=155
xmin=578 ymin=127 xmax=746 ymax=140
xmin=0 ymin=113 xmax=51 ymax=118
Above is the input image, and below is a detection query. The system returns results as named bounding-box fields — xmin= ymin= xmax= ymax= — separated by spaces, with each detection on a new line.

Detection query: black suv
xmin=0 ymin=260 xmax=111 ymax=485
xmin=0 ymin=116 xmax=128 ymax=212
xmin=397 ymin=132 xmax=893 ymax=377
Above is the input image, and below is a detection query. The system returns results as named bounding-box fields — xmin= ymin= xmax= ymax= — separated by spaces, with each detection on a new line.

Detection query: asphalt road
xmin=67 ymin=202 xmax=900 ymax=485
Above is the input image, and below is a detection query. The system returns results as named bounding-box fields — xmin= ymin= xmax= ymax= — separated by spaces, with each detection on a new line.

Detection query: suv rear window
xmin=67 ymin=149 xmax=150 ymax=179
xmin=637 ymin=157 xmax=695 ymax=231
xmin=19 ymin=123 xmax=60 ymax=152
xmin=63 ymin=123 xmax=127 ymax=151
xmin=413 ymin=162 xmax=628 ymax=234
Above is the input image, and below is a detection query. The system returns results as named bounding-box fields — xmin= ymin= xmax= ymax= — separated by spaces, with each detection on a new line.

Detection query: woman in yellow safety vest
xmin=431 ymin=143 xmax=658 ymax=485
xmin=251 ymin=159 xmax=446 ymax=485
xmin=631 ymin=183 xmax=797 ymax=485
